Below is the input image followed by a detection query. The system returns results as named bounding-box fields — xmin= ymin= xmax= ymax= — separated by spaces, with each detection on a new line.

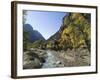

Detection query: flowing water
xmin=42 ymin=50 xmax=64 ymax=68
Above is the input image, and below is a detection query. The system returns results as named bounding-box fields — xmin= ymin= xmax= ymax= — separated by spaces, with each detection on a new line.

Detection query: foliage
xmin=23 ymin=13 xmax=91 ymax=51
xmin=46 ymin=41 xmax=52 ymax=49
xmin=31 ymin=39 xmax=45 ymax=49
xmin=23 ymin=11 xmax=28 ymax=51
xmin=61 ymin=13 xmax=91 ymax=50
xmin=23 ymin=31 xmax=29 ymax=51
xmin=47 ymin=13 xmax=91 ymax=51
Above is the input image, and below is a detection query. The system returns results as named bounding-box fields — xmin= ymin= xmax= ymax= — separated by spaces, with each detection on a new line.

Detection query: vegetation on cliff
xmin=47 ymin=13 xmax=91 ymax=51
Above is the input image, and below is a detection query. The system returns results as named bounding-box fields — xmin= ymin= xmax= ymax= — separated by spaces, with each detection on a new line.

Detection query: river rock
xmin=23 ymin=51 xmax=45 ymax=69
xmin=23 ymin=58 xmax=42 ymax=69
xmin=56 ymin=61 xmax=62 ymax=65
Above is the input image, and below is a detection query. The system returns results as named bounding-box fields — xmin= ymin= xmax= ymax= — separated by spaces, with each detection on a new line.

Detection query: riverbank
xmin=23 ymin=48 xmax=90 ymax=69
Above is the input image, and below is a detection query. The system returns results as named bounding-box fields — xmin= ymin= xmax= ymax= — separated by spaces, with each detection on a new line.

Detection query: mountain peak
xmin=23 ymin=24 xmax=45 ymax=43
xmin=23 ymin=24 xmax=33 ymax=31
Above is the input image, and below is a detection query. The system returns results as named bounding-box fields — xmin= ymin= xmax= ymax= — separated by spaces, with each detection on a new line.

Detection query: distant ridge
xmin=23 ymin=24 xmax=45 ymax=42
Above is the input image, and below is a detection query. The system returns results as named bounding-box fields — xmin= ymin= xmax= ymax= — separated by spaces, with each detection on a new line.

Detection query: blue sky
xmin=24 ymin=10 xmax=67 ymax=40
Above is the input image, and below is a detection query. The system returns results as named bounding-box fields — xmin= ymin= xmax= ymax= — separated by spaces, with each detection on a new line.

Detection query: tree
xmin=23 ymin=10 xmax=28 ymax=51
xmin=72 ymin=13 xmax=91 ymax=51
xmin=23 ymin=31 xmax=29 ymax=51
xmin=23 ymin=10 xmax=27 ymax=24
xmin=61 ymin=13 xmax=91 ymax=51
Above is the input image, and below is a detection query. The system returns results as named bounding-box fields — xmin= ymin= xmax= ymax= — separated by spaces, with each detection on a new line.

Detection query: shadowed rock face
xmin=23 ymin=24 xmax=45 ymax=42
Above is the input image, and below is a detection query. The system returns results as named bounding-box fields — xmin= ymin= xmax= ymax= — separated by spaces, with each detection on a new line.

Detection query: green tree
xmin=61 ymin=13 xmax=91 ymax=51
xmin=23 ymin=31 xmax=29 ymax=51
xmin=23 ymin=10 xmax=28 ymax=51
xmin=31 ymin=39 xmax=45 ymax=49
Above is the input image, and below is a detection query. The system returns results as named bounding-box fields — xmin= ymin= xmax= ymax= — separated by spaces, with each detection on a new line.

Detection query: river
xmin=42 ymin=50 xmax=64 ymax=68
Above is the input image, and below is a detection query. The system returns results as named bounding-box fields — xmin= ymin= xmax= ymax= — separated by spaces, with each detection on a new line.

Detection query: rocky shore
xmin=23 ymin=48 xmax=90 ymax=69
